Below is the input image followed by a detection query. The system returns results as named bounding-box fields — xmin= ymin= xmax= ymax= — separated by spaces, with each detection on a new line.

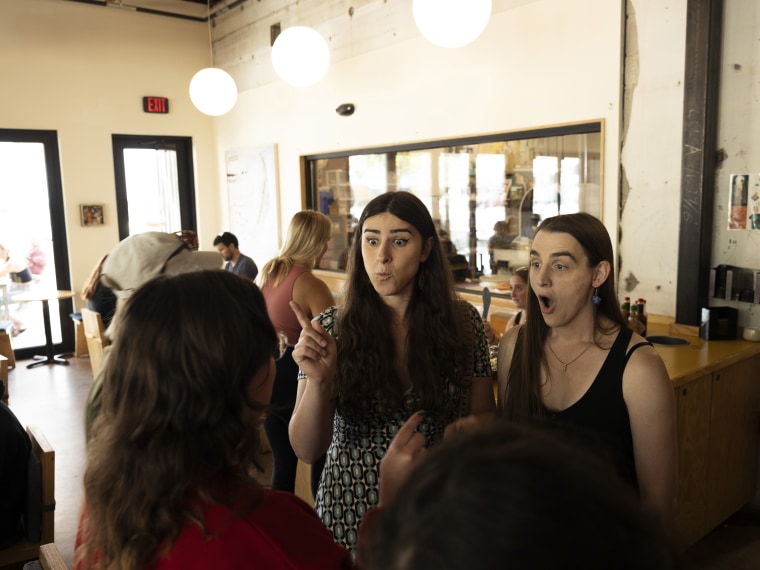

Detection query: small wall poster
xmin=728 ymin=174 xmax=748 ymax=230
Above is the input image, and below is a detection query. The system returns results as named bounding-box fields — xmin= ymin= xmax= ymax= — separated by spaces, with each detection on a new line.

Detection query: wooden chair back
xmin=0 ymin=425 xmax=56 ymax=567
xmin=0 ymin=329 xmax=16 ymax=369
xmin=39 ymin=542 xmax=68 ymax=570
xmin=81 ymin=308 xmax=109 ymax=377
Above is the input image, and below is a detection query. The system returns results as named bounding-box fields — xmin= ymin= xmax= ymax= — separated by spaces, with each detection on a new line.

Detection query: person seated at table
xmin=0 ymin=243 xmax=32 ymax=336
xmin=74 ymin=271 xmax=353 ymax=569
xmin=80 ymin=254 xmax=117 ymax=330
xmin=358 ymin=418 xmax=676 ymax=570
xmin=488 ymin=219 xmax=516 ymax=273
xmin=0 ymin=402 xmax=31 ymax=549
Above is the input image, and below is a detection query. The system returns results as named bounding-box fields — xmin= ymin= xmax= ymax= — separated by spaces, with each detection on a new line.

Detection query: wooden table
xmin=13 ymin=289 xmax=75 ymax=368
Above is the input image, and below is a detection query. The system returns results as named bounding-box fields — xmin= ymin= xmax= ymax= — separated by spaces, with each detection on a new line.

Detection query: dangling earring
xmin=592 ymin=288 xmax=601 ymax=305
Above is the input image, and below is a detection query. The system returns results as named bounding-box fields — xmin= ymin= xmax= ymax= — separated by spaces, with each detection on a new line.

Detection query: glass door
xmin=112 ymin=135 xmax=197 ymax=240
xmin=0 ymin=129 xmax=72 ymax=359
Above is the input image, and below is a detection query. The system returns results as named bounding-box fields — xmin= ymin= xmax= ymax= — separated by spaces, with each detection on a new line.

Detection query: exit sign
xmin=143 ymin=96 xmax=169 ymax=114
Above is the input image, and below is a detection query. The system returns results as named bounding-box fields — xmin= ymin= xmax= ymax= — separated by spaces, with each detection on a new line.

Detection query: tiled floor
xmin=4 ymin=354 xmax=760 ymax=568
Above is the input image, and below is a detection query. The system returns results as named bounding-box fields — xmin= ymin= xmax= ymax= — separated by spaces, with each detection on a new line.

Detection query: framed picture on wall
xmin=80 ymin=204 xmax=104 ymax=226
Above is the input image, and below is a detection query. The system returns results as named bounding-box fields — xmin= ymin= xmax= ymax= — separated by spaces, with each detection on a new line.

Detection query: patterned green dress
xmin=300 ymin=304 xmax=491 ymax=553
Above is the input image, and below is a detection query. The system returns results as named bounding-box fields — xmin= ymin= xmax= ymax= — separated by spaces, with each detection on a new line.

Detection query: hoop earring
xmin=591 ymin=288 xmax=601 ymax=305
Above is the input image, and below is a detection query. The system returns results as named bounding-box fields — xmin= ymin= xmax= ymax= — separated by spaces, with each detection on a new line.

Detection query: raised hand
xmin=290 ymin=300 xmax=337 ymax=388
xmin=379 ymin=412 xmax=427 ymax=506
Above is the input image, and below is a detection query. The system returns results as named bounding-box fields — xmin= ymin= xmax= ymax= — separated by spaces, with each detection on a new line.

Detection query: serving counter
xmin=644 ymin=320 xmax=760 ymax=551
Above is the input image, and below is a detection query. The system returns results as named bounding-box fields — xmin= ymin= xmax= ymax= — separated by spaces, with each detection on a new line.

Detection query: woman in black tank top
xmin=496 ymin=213 xmax=677 ymax=530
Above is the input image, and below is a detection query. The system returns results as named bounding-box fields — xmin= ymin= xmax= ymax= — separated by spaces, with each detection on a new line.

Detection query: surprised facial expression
xmin=361 ymin=212 xmax=432 ymax=303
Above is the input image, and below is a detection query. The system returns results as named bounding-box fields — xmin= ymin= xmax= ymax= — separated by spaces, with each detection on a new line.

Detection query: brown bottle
xmin=628 ymin=304 xmax=643 ymax=335
xmin=621 ymin=296 xmax=631 ymax=321
xmin=636 ymin=298 xmax=648 ymax=337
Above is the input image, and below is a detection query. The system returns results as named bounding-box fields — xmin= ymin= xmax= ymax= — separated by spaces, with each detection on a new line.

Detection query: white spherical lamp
xmin=189 ymin=67 xmax=238 ymax=116
xmin=271 ymin=26 xmax=330 ymax=87
xmin=413 ymin=0 xmax=492 ymax=48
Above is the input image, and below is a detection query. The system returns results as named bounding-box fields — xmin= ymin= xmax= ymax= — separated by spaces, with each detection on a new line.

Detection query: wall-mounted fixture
xmin=412 ymin=0 xmax=492 ymax=48
xmin=271 ymin=25 xmax=330 ymax=87
xmin=189 ymin=0 xmax=238 ymax=116
xmin=336 ymin=103 xmax=355 ymax=116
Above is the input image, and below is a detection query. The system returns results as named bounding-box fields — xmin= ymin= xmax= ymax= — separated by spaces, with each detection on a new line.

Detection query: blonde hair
xmin=259 ymin=211 xmax=331 ymax=288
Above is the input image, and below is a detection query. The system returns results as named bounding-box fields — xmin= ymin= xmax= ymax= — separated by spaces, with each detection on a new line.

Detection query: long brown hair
xmin=81 ymin=254 xmax=109 ymax=301
xmin=337 ymin=192 xmax=467 ymax=419
xmin=502 ymin=213 xmax=626 ymax=421
xmin=76 ymin=271 xmax=276 ymax=569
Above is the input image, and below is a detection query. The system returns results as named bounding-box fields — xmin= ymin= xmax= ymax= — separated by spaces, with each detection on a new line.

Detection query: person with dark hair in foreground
xmin=74 ymin=271 xmax=352 ymax=569
xmin=359 ymin=418 xmax=676 ymax=570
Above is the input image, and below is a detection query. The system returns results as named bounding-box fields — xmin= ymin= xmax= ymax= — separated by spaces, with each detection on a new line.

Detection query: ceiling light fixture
xmin=271 ymin=26 xmax=330 ymax=87
xmin=412 ymin=0 xmax=492 ymax=48
xmin=189 ymin=1 xmax=238 ymax=116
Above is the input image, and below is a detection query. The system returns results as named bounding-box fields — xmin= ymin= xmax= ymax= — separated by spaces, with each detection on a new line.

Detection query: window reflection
xmin=306 ymin=123 xmax=601 ymax=279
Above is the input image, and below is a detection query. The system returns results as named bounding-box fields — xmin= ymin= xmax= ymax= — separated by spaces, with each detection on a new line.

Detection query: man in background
xmin=213 ymin=232 xmax=258 ymax=281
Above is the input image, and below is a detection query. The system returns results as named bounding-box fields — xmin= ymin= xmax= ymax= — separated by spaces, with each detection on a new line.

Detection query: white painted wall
xmin=5 ymin=0 xmax=755 ymax=327
xmin=620 ymin=1 xmax=687 ymax=319
xmin=212 ymin=0 xmax=624 ymax=278
xmin=710 ymin=0 xmax=760 ymax=328
xmin=1 ymin=0 xmax=221 ymax=307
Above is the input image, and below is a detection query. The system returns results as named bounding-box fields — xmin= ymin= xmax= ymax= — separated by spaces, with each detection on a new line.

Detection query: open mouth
xmin=539 ymin=295 xmax=555 ymax=312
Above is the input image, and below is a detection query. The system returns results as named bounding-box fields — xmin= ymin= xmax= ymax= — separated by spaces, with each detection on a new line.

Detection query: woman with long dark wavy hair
xmin=74 ymin=271 xmax=351 ymax=569
xmin=497 ymin=212 xmax=676 ymax=528
xmin=289 ymin=192 xmax=495 ymax=553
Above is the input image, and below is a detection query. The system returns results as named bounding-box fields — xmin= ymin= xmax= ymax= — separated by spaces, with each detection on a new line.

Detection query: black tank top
xmin=541 ymin=327 xmax=651 ymax=491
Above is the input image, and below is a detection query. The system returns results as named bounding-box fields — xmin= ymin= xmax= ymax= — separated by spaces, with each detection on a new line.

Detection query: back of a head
xmin=282 ymin=210 xmax=331 ymax=263
xmin=103 ymin=270 xmax=275 ymax=446
xmin=361 ymin=421 xmax=675 ymax=570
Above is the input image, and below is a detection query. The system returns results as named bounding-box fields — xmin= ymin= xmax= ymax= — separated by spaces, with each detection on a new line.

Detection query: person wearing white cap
xmin=84 ymin=231 xmax=222 ymax=442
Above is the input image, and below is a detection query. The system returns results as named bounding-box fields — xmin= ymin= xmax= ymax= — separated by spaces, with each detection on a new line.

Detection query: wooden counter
xmin=643 ymin=320 xmax=760 ymax=552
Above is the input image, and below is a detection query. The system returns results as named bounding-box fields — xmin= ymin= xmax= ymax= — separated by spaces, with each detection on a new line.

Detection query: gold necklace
xmin=546 ymin=341 xmax=594 ymax=372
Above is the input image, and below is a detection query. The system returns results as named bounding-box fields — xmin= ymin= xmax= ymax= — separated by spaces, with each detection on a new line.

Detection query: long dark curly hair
xmin=76 ymin=270 xmax=277 ymax=569
xmin=502 ymin=212 xmax=627 ymax=421
xmin=336 ymin=191 xmax=467 ymax=419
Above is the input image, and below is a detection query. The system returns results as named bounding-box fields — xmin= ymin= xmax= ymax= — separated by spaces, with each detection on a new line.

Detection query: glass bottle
xmin=628 ymin=304 xmax=643 ymax=334
xmin=621 ymin=296 xmax=631 ymax=321
xmin=636 ymin=298 xmax=648 ymax=337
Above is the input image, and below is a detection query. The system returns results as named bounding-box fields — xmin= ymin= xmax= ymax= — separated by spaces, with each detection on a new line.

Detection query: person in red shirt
xmin=74 ymin=270 xmax=352 ymax=569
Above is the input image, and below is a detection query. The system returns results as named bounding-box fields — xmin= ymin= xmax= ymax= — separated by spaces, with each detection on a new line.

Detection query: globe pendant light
xmin=413 ymin=0 xmax=492 ymax=48
xmin=189 ymin=1 xmax=238 ymax=116
xmin=190 ymin=67 xmax=238 ymax=116
xmin=271 ymin=26 xmax=330 ymax=87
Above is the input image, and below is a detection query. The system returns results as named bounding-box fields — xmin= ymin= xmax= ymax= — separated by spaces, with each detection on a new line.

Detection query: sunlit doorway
xmin=0 ymin=129 xmax=73 ymax=359
xmin=112 ymin=135 xmax=197 ymax=240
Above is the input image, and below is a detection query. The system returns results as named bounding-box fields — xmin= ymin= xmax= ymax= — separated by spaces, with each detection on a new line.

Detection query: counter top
xmin=647 ymin=321 xmax=760 ymax=388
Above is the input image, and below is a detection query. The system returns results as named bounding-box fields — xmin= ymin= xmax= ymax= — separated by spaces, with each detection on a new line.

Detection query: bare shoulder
xmin=622 ymin=333 xmax=672 ymax=400
xmin=293 ymin=270 xmax=334 ymax=316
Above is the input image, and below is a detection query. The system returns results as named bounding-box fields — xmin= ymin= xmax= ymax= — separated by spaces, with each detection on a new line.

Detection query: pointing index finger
xmin=289 ymin=300 xmax=313 ymax=330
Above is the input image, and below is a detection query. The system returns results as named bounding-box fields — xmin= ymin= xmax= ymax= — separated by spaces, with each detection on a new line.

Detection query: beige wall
xmin=1 ymin=0 xmax=222 ymax=309
xmin=212 ymin=0 xmax=624 ymax=276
